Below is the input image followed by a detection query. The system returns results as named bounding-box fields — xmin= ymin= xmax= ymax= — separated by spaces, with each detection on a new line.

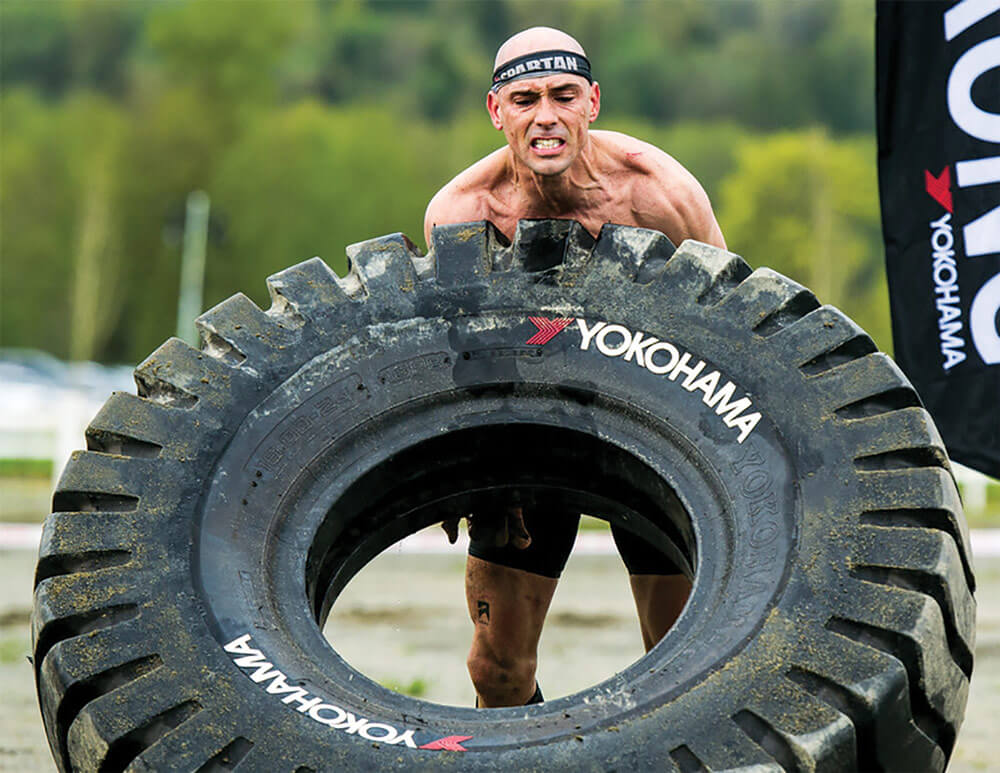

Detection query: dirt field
xmin=2 ymin=546 xmax=997 ymax=771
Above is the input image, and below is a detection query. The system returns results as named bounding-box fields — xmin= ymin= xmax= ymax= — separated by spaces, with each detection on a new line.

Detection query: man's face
xmin=487 ymin=75 xmax=601 ymax=177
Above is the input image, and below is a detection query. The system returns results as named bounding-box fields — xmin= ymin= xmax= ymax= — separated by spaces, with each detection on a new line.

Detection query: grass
xmin=961 ymin=482 xmax=1000 ymax=529
xmin=379 ymin=677 xmax=429 ymax=698
xmin=0 ymin=633 xmax=30 ymax=665
xmin=0 ymin=476 xmax=51 ymax=523
xmin=0 ymin=459 xmax=52 ymax=478
xmin=578 ymin=515 xmax=611 ymax=531
xmin=0 ymin=459 xmax=54 ymax=523
xmin=965 ymin=509 xmax=1000 ymax=530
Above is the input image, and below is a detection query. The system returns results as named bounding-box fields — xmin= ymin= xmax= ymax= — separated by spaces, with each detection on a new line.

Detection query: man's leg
xmin=463 ymin=505 xmax=580 ymax=707
xmin=628 ymin=574 xmax=691 ymax=652
xmin=464 ymin=556 xmax=558 ymax=707
xmin=611 ymin=524 xmax=692 ymax=651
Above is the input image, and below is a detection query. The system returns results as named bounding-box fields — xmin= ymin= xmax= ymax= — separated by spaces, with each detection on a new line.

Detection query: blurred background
xmin=0 ymin=1 xmax=997 ymax=768
xmin=3 ymin=0 xmax=996 ymax=522
xmin=2 ymin=0 xmax=887 ymax=366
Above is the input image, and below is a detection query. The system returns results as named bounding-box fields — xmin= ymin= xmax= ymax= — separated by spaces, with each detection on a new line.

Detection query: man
xmin=424 ymin=27 xmax=726 ymax=709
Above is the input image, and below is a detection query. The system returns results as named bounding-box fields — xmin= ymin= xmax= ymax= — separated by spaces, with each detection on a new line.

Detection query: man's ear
xmin=588 ymin=82 xmax=601 ymax=123
xmin=486 ymin=90 xmax=504 ymax=130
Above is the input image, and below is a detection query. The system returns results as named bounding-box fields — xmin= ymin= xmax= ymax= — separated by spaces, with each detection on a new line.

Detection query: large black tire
xmin=33 ymin=220 xmax=974 ymax=772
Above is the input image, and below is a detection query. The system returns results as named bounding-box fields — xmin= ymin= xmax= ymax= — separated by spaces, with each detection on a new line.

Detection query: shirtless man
xmin=424 ymin=27 xmax=726 ymax=709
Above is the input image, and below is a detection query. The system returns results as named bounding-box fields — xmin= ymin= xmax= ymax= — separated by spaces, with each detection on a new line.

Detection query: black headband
xmin=491 ymin=49 xmax=593 ymax=92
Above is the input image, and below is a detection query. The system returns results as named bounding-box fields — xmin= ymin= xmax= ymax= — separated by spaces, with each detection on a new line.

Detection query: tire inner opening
xmin=307 ymin=423 xmax=696 ymax=629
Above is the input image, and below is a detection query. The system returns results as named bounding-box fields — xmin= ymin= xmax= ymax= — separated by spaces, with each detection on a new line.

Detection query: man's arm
xmin=661 ymin=176 xmax=726 ymax=249
xmin=424 ymin=161 xmax=498 ymax=247
xmin=425 ymin=171 xmax=533 ymax=551
xmin=423 ymin=184 xmax=490 ymax=248
xmin=627 ymin=144 xmax=727 ymax=250
xmin=423 ymin=188 xmax=451 ymax=247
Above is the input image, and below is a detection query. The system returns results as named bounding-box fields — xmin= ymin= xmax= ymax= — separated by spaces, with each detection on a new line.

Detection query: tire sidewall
xmin=193 ymin=292 xmax=805 ymax=764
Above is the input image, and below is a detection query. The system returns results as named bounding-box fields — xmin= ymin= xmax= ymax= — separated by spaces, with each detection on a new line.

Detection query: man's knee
xmin=467 ymin=647 xmax=536 ymax=701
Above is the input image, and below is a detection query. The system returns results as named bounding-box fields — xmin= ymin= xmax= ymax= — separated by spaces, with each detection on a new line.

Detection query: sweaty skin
xmin=424 ymin=27 xmax=725 ymax=709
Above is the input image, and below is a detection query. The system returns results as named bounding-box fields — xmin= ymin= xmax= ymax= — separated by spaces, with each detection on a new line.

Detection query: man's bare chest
xmin=482 ymin=196 xmax=640 ymax=241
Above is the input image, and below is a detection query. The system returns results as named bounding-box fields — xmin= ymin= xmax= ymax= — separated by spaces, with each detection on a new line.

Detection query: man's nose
xmin=533 ymin=97 xmax=558 ymax=125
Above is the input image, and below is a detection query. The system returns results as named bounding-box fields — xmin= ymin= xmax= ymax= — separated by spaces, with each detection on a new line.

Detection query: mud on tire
xmin=33 ymin=220 xmax=974 ymax=771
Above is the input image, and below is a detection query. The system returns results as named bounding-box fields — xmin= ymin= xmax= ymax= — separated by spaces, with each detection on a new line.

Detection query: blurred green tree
xmin=0 ymin=90 xmax=126 ymax=359
xmin=209 ymin=101 xmax=434 ymax=310
xmin=104 ymin=0 xmax=309 ymax=361
xmin=0 ymin=0 xmax=145 ymax=98
xmin=595 ymin=117 xmax=751 ymax=204
xmin=0 ymin=0 xmax=887 ymax=364
xmin=717 ymin=129 xmax=890 ymax=349
xmin=143 ymin=0 xmax=301 ymax=116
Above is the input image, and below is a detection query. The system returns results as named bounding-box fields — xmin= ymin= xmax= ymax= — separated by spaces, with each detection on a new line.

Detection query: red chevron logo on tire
xmin=526 ymin=316 xmax=575 ymax=345
xmin=418 ymin=735 xmax=473 ymax=751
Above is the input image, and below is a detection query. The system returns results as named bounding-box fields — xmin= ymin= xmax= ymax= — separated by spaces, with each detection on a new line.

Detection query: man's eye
xmin=555 ymin=96 xmax=574 ymax=103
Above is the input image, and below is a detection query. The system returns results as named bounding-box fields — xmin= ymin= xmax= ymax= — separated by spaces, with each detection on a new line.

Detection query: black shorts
xmin=467 ymin=503 xmax=683 ymax=579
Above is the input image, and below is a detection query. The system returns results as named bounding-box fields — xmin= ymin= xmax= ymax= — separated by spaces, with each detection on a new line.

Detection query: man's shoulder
xmin=591 ymin=130 xmax=725 ymax=248
xmin=424 ymin=148 xmax=509 ymax=241
xmin=592 ymin=130 xmax=696 ymax=185
xmin=591 ymin=129 xmax=658 ymax=156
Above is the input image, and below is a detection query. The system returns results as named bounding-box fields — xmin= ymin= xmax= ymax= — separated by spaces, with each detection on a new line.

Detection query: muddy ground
xmin=1 ymin=546 xmax=996 ymax=771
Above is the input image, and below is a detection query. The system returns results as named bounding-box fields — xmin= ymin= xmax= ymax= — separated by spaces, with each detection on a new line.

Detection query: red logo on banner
xmin=526 ymin=316 xmax=575 ymax=345
xmin=419 ymin=735 xmax=473 ymax=751
xmin=925 ymin=166 xmax=953 ymax=213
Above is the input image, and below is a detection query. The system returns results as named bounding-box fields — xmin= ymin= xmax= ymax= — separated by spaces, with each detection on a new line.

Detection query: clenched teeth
xmin=533 ymin=138 xmax=562 ymax=149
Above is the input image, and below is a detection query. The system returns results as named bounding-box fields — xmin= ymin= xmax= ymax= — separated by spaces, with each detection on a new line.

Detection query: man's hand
xmin=441 ymin=507 xmax=532 ymax=549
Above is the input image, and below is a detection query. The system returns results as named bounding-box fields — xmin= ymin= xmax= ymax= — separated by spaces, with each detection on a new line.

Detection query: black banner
xmin=877 ymin=0 xmax=1000 ymax=479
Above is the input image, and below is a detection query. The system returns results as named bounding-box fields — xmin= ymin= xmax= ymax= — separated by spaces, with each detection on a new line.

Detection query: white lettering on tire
xmin=574 ymin=319 xmax=762 ymax=443
xmin=223 ymin=634 xmax=419 ymax=748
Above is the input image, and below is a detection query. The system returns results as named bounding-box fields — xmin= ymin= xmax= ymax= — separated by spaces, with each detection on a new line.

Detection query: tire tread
xmin=192 ymin=736 xmax=254 ymax=772
xmin=825 ymin=615 xmax=961 ymax=757
xmin=732 ymin=709 xmax=801 ymax=772
xmin=35 ymin=549 xmax=132 ymax=588
xmin=669 ymin=745 xmax=709 ymax=773
xmin=92 ymin=698 xmax=202 ymax=773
